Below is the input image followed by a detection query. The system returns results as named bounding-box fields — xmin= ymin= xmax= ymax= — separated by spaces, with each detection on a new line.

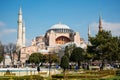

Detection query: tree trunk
xmin=63 ymin=69 xmax=66 ymax=80
xmin=3 ymin=57 xmax=5 ymax=68
xmin=78 ymin=61 xmax=81 ymax=69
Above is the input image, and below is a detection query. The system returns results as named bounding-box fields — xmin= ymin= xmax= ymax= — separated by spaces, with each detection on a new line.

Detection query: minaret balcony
xmin=18 ymin=21 xmax=22 ymax=23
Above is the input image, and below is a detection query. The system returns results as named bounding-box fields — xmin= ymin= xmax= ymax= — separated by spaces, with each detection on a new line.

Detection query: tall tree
xmin=70 ymin=47 xmax=84 ymax=68
xmin=64 ymin=43 xmax=76 ymax=59
xmin=0 ymin=41 xmax=4 ymax=65
xmin=88 ymin=30 xmax=120 ymax=62
xmin=60 ymin=55 xmax=69 ymax=79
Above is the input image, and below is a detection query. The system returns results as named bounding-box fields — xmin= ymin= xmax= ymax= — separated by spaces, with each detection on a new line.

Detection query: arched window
xmin=56 ymin=36 xmax=70 ymax=44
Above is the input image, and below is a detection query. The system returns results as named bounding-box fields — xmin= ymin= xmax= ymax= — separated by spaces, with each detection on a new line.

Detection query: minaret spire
xmin=19 ymin=7 xmax=22 ymax=15
xmin=99 ymin=15 xmax=102 ymax=32
xmin=88 ymin=24 xmax=91 ymax=38
xmin=88 ymin=25 xmax=91 ymax=46
xmin=17 ymin=5 xmax=26 ymax=48
xmin=17 ymin=7 xmax=23 ymax=48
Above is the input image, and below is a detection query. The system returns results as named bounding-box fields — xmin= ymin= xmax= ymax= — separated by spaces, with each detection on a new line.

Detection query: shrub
xmin=116 ymin=70 xmax=120 ymax=76
xmin=0 ymin=75 xmax=44 ymax=80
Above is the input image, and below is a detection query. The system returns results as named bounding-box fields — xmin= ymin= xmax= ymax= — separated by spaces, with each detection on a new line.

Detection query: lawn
xmin=0 ymin=70 xmax=120 ymax=80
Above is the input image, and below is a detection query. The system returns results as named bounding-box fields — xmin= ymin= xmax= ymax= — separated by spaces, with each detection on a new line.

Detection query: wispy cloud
xmin=0 ymin=21 xmax=6 ymax=27
xmin=0 ymin=29 xmax=17 ymax=37
xmin=90 ymin=20 xmax=120 ymax=36
xmin=0 ymin=21 xmax=17 ymax=37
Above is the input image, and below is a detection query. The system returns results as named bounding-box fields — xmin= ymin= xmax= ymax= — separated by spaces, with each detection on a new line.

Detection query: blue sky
xmin=0 ymin=0 xmax=120 ymax=45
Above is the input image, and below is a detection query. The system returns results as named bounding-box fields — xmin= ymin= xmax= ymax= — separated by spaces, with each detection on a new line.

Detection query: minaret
xmin=22 ymin=22 xmax=26 ymax=47
xmin=88 ymin=25 xmax=91 ymax=38
xmin=88 ymin=25 xmax=91 ymax=46
xmin=17 ymin=7 xmax=23 ymax=48
xmin=99 ymin=15 xmax=103 ymax=32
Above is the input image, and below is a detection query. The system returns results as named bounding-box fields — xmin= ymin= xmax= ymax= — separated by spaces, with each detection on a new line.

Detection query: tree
xmin=29 ymin=52 xmax=43 ymax=65
xmin=42 ymin=54 xmax=59 ymax=65
xmin=0 ymin=41 xmax=5 ymax=66
xmin=60 ymin=55 xmax=69 ymax=79
xmin=0 ymin=55 xmax=3 ymax=63
xmin=64 ymin=43 xmax=76 ymax=59
xmin=70 ymin=47 xmax=84 ymax=68
xmin=106 ymin=37 xmax=120 ymax=62
xmin=4 ymin=43 xmax=16 ymax=66
xmin=88 ymin=30 xmax=120 ymax=62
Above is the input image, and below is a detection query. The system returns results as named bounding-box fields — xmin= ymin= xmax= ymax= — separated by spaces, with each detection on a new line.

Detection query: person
xmin=37 ymin=66 xmax=40 ymax=74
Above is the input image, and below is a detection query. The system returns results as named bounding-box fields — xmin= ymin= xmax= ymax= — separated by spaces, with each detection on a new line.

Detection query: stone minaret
xmin=88 ymin=25 xmax=91 ymax=38
xmin=99 ymin=15 xmax=103 ymax=32
xmin=22 ymin=22 xmax=26 ymax=47
xmin=88 ymin=25 xmax=91 ymax=46
xmin=17 ymin=7 xmax=23 ymax=48
xmin=17 ymin=7 xmax=26 ymax=48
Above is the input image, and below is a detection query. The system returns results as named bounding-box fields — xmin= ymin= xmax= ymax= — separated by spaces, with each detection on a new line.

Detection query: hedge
xmin=0 ymin=75 xmax=44 ymax=80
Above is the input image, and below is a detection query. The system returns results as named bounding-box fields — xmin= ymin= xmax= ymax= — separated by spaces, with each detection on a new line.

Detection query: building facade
xmin=20 ymin=23 xmax=86 ymax=63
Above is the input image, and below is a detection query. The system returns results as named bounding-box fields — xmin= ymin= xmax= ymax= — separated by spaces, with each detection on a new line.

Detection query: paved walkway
xmin=0 ymin=67 xmax=60 ymax=76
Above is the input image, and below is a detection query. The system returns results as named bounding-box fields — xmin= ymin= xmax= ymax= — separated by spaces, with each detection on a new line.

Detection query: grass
xmin=0 ymin=70 xmax=120 ymax=80
xmin=0 ymin=75 xmax=120 ymax=80
xmin=52 ymin=70 xmax=118 ymax=79
xmin=106 ymin=76 xmax=120 ymax=80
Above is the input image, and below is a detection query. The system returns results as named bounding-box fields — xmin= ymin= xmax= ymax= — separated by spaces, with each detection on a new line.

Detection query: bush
xmin=116 ymin=70 xmax=120 ymax=76
xmin=0 ymin=75 xmax=44 ymax=80
xmin=52 ymin=74 xmax=63 ymax=79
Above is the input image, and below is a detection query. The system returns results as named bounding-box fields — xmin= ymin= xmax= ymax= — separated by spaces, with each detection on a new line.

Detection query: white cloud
xmin=0 ymin=21 xmax=6 ymax=27
xmin=0 ymin=21 xmax=17 ymax=37
xmin=0 ymin=21 xmax=17 ymax=44
xmin=90 ymin=21 xmax=120 ymax=36
xmin=0 ymin=29 xmax=17 ymax=37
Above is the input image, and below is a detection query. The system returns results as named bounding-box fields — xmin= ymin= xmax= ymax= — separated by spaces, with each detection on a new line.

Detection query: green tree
xmin=70 ymin=47 xmax=84 ymax=68
xmin=60 ymin=55 xmax=69 ymax=71
xmin=29 ymin=53 xmax=43 ymax=65
xmin=88 ymin=30 xmax=120 ymax=62
xmin=0 ymin=41 xmax=4 ymax=66
xmin=60 ymin=55 xmax=69 ymax=79
xmin=0 ymin=55 xmax=3 ymax=63
xmin=106 ymin=37 xmax=120 ymax=62
xmin=64 ymin=43 xmax=76 ymax=59
xmin=42 ymin=54 xmax=59 ymax=65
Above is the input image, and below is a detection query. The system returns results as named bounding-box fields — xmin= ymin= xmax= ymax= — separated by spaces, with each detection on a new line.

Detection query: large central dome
xmin=50 ymin=23 xmax=70 ymax=29
xmin=46 ymin=22 xmax=74 ymax=33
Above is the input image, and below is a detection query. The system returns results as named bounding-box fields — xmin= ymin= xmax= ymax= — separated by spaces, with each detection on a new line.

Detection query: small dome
xmin=51 ymin=23 xmax=70 ymax=29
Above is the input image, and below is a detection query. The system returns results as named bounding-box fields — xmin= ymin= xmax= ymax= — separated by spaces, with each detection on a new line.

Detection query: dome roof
xmin=50 ymin=23 xmax=70 ymax=29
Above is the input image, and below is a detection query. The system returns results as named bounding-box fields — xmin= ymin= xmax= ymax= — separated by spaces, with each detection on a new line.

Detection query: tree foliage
xmin=64 ymin=43 xmax=76 ymax=59
xmin=70 ymin=47 xmax=84 ymax=67
xmin=60 ymin=55 xmax=69 ymax=71
xmin=0 ymin=41 xmax=4 ymax=55
xmin=88 ymin=30 xmax=120 ymax=62
xmin=0 ymin=55 xmax=3 ymax=63
xmin=29 ymin=52 xmax=43 ymax=64
xmin=42 ymin=53 xmax=59 ymax=64
xmin=0 ymin=41 xmax=4 ymax=63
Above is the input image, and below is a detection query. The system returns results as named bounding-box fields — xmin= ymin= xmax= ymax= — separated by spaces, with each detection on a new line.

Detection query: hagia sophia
xmin=16 ymin=7 xmax=102 ymax=64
